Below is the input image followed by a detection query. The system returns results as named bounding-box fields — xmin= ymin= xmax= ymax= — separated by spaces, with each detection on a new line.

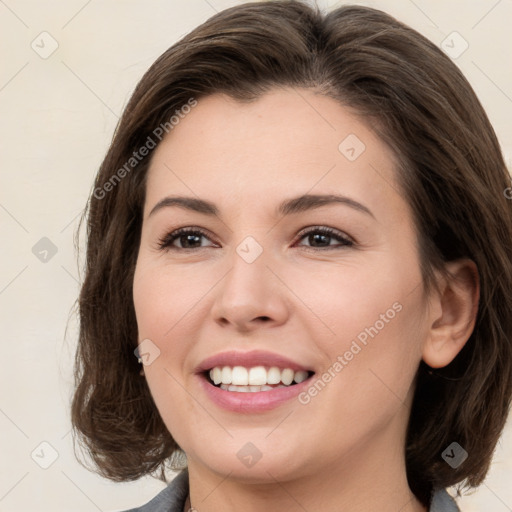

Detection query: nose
xmin=210 ymin=243 xmax=289 ymax=333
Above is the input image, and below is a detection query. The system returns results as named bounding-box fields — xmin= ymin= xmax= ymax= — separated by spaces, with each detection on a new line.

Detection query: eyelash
xmin=156 ymin=226 xmax=354 ymax=252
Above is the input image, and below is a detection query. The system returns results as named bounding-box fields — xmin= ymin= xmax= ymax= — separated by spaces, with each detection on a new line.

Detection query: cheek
xmin=288 ymin=257 xmax=420 ymax=348
xmin=132 ymin=259 xmax=192 ymax=398
xmin=330 ymin=286 xmax=427 ymax=418
xmin=288 ymin=251 xmax=426 ymax=400
xmin=132 ymin=260 xmax=204 ymax=442
xmin=133 ymin=258 xmax=207 ymax=343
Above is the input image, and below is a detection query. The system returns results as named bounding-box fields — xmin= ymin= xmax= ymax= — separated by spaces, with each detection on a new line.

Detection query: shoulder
xmin=119 ymin=470 xmax=189 ymax=512
xmin=429 ymin=488 xmax=460 ymax=512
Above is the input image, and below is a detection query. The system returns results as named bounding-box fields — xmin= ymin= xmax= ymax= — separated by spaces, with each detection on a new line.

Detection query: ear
xmin=422 ymin=259 xmax=479 ymax=368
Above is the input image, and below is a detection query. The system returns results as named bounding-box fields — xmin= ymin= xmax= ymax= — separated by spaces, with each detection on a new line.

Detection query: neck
xmin=186 ymin=432 xmax=428 ymax=512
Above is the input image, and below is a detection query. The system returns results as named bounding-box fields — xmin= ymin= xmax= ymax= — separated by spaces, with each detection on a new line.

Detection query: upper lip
xmin=196 ymin=350 xmax=314 ymax=374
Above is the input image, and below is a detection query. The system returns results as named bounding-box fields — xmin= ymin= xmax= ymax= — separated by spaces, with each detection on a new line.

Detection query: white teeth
xmin=294 ymin=370 xmax=308 ymax=383
xmin=228 ymin=384 xmax=250 ymax=392
xmin=222 ymin=384 xmax=286 ymax=392
xmin=267 ymin=366 xmax=281 ymax=384
xmin=281 ymin=368 xmax=294 ymax=386
xmin=212 ymin=367 xmax=222 ymax=385
xmin=231 ymin=366 xmax=249 ymax=385
xmin=208 ymin=365 xmax=311 ymax=391
xmin=221 ymin=366 xmax=232 ymax=385
xmin=248 ymin=366 xmax=267 ymax=385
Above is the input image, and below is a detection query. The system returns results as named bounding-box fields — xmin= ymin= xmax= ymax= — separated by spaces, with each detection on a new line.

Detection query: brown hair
xmin=71 ymin=0 xmax=512 ymax=506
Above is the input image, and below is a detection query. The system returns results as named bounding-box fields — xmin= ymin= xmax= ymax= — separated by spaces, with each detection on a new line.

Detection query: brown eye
xmin=157 ymin=226 xmax=354 ymax=252
xmin=296 ymin=227 xmax=354 ymax=249
xmin=158 ymin=228 xmax=215 ymax=251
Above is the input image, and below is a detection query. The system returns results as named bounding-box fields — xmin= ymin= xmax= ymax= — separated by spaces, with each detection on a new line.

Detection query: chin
xmin=185 ymin=435 xmax=310 ymax=484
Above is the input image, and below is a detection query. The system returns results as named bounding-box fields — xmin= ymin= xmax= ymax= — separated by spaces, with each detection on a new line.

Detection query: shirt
xmin=121 ymin=470 xmax=460 ymax=512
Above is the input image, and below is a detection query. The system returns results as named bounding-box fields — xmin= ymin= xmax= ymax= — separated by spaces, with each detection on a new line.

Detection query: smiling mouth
xmin=204 ymin=365 xmax=315 ymax=393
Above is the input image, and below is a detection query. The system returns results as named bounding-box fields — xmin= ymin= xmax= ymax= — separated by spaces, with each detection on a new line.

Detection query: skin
xmin=133 ymin=88 xmax=478 ymax=512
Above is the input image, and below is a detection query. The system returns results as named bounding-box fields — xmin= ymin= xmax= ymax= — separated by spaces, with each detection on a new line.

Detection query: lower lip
xmin=198 ymin=374 xmax=314 ymax=413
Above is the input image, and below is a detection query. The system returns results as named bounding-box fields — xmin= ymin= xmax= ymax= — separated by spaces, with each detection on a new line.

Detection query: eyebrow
xmin=148 ymin=193 xmax=375 ymax=219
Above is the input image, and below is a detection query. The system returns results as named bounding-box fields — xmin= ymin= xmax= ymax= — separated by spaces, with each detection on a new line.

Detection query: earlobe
xmin=422 ymin=259 xmax=479 ymax=369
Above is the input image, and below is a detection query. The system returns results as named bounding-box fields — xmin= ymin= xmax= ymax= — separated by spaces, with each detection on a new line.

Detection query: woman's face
xmin=133 ymin=88 xmax=431 ymax=483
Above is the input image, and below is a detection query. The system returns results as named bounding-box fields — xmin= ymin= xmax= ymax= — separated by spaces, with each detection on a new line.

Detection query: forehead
xmin=144 ymin=88 xmax=405 ymax=222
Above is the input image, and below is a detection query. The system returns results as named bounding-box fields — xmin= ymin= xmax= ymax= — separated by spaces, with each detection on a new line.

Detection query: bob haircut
xmin=71 ymin=0 xmax=512 ymax=506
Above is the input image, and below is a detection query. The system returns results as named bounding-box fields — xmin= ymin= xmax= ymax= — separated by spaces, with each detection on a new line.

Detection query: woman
xmin=71 ymin=2 xmax=512 ymax=511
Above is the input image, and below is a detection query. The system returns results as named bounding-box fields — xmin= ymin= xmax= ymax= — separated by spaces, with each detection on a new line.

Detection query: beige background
xmin=0 ymin=0 xmax=511 ymax=511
